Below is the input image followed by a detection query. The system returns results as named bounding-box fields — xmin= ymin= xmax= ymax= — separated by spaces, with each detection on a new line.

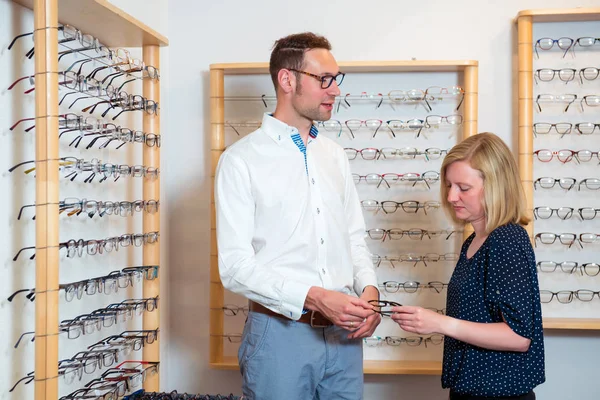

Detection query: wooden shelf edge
xmin=210 ymin=357 xmax=442 ymax=375
xmin=12 ymin=0 xmax=169 ymax=47
xmin=210 ymin=60 xmax=478 ymax=74
xmin=543 ymin=318 xmax=600 ymax=330
xmin=363 ymin=360 xmax=442 ymax=375
xmin=515 ymin=8 xmax=600 ymax=22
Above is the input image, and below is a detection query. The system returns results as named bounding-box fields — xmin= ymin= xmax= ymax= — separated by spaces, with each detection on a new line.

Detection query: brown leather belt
xmin=249 ymin=301 xmax=333 ymax=328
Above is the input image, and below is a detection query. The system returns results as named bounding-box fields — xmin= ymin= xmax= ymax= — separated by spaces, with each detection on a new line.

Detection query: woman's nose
xmin=447 ymin=187 xmax=458 ymax=202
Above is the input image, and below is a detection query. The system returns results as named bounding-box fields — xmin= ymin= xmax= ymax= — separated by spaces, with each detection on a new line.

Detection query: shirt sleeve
xmin=215 ymin=151 xmax=312 ymax=320
xmin=339 ymin=148 xmax=379 ymax=296
xmin=484 ymin=226 xmax=538 ymax=340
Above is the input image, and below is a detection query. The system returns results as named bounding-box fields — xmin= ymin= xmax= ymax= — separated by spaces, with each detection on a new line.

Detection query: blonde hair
xmin=440 ymin=132 xmax=530 ymax=234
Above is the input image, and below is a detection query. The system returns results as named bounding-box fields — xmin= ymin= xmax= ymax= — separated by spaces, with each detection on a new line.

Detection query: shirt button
xmin=322 ymin=268 xmax=326 ymax=274
xmin=317 ymin=208 xmax=320 ymax=214
xmin=496 ymin=290 xmax=501 ymax=294
xmin=320 ymin=238 xmax=324 ymax=245
xmin=311 ymin=178 xmax=315 ymax=185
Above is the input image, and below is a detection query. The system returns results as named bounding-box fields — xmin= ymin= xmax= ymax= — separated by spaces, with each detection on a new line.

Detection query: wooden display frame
xmin=209 ymin=60 xmax=479 ymax=374
xmin=515 ymin=8 xmax=600 ymax=331
xmin=11 ymin=0 xmax=168 ymax=398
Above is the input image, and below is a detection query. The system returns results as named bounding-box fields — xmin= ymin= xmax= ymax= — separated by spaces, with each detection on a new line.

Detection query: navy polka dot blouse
xmin=442 ymin=223 xmax=546 ymax=396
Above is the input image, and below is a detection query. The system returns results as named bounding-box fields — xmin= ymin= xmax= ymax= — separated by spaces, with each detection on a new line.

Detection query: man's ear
xmin=278 ymin=69 xmax=295 ymax=94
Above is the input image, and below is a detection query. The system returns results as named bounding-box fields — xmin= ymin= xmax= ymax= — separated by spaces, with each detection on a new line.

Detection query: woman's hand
xmin=390 ymin=305 xmax=451 ymax=335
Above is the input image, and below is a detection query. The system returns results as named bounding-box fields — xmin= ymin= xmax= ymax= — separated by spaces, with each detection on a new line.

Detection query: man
xmin=215 ymin=32 xmax=380 ymax=400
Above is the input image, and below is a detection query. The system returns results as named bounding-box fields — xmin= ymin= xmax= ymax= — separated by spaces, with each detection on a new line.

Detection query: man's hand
xmin=304 ymin=287 xmax=375 ymax=331
xmin=348 ymin=285 xmax=381 ymax=339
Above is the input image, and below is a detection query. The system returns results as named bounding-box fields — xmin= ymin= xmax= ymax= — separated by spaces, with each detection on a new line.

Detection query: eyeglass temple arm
xmin=10 ymin=117 xmax=36 ymax=131
xmin=456 ymin=92 xmax=465 ymax=111
xmin=9 ymin=374 xmax=35 ymax=392
xmin=7 ymin=288 xmax=34 ymax=302
xmin=14 ymin=331 xmax=36 ymax=348
xmin=7 ymin=75 xmax=35 ymax=91
xmin=8 ymin=31 xmax=34 ymax=50
xmin=13 ymin=246 xmax=36 ymax=261
xmin=58 ymin=45 xmax=96 ymax=62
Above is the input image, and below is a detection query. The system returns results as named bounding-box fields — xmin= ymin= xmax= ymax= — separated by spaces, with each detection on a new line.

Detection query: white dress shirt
xmin=215 ymin=113 xmax=378 ymax=321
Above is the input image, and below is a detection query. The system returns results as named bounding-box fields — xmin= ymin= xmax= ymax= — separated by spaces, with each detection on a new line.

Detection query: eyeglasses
xmin=344 ymin=119 xmax=383 ymax=138
xmin=379 ymin=200 xmax=440 ymax=214
xmin=363 ymin=334 xmax=444 ymax=348
xmin=361 ymin=200 xmax=437 ymax=215
xmin=384 ymin=334 xmax=444 ymax=348
xmin=539 ymin=290 xmax=574 ymax=304
xmin=212 ymin=305 xmax=249 ymax=316
xmin=579 ymin=208 xmax=600 ymax=220
xmin=534 ymin=68 xmax=576 ymax=84
xmin=367 ymin=228 xmax=456 ymax=242
xmin=377 ymin=147 xmax=448 ymax=161
xmin=385 ymin=119 xmax=426 ymax=138
xmin=533 ymin=206 xmax=574 ymax=220
xmin=378 ymin=281 xmax=448 ymax=294
xmin=579 ymin=233 xmax=600 ymax=245
xmin=13 ymin=231 xmax=160 ymax=261
xmin=288 ymin=69 xmax=345 ymax=89
xmin=578 ymin=178 xmax=600 ymax=191
xmin=15 ymin=296 xmax=158 ymax=348
xmin=537 ymin=261 xmax=600 ymax=277
xmin=535 ymin=94 xmax=577 ymax=112
xmin=540 ymin=290 xmax=600 ymax=304
xmin=579 ymin=67 xmax=600 ymax=84
xmin=534 ymin=232 xmax=579 ymax=248
xmin=9 ymin=157 xmax=159 ymax=183
xmin=423 ymin=86 xmax=465 ymax=111
xmin=368 ymin=300 xmax=402 ymax=316
xmin=534 ymin=37 xmax=574 ymax=58
xmin=352 ymin=171 xmax=440 ymax=189
xmin=575 ymin=123 xmax=600 ymax=135
xmin=66 ymin=362 xmax=159 ymax=400
xmin=532 ymin=122 xmax=572 ymax=137
xmin=344 ymin=147 xmax=380 ymax=160
xmin=533 ymin=149 xmax=575 ymax=163
xmin=18 ymin=198 xmax=160 ymax=220
xmin=580 ymin=95 xmax=600 ymax=111
xmin=537 ymin=261 xmax=578 ymax=274
xmin=65 ymin=125 xmax=161 ymax=150
xmin=372 ymin=253 xmax=458 ymax=268
xmin=315 ymin=119 xmax=342 ymax=136
xmin=82 ymin=90 xmax=159 ymax=119
xmin=121 ymin=390 xmax=243 ymax=400
xmin=534 ymin=177 xmax=576 ymax=191
xmin=8 ymin=266 xmax=158 ymax=304
xmin=387 ymin=87 xmax=465 ymax=112
xmin=573 ymin=36 xmax=600 ymax=53
xmin=387 ymin=89 xmax=426 ymax=102
xmin=424 ymin=114 xmax=463 ymax=128
xmin=346 ymin=147 xmax=447 ymax=162
xmin=212 ymin=333 xmax=242 ymax=343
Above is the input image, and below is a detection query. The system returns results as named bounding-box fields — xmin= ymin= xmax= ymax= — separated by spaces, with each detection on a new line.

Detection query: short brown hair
xmin=269 ymin=32 xmax=332 ymax=90
xmin=440 ymin=132 xmax=530 ymax=234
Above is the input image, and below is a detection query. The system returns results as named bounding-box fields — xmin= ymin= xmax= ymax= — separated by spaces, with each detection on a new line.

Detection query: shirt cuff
xmin=279 ymin=281 xmax=313 ymax=321
xmin=353 ymin=270 xmax=379 ymax=297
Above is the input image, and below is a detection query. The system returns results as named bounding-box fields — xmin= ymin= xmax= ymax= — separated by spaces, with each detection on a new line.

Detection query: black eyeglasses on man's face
xmin=289 ymin=68 xmax=345 ymax=89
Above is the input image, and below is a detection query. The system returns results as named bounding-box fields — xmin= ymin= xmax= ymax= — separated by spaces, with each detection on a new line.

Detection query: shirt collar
xmin=260 ymin=113 xmax=320 ymax=145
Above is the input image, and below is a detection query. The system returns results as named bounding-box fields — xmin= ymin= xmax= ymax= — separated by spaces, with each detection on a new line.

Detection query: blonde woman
xmin=391 ymin=133 xmax=545 ymax=399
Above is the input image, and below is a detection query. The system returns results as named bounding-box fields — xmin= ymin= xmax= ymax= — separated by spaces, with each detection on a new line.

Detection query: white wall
xmin=2 ymin=0 xmax=600 ymax=398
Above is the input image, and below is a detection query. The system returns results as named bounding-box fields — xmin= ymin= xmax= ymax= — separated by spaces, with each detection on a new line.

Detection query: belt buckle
xmin=309 ymin=311 xmax=329 ymax=328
